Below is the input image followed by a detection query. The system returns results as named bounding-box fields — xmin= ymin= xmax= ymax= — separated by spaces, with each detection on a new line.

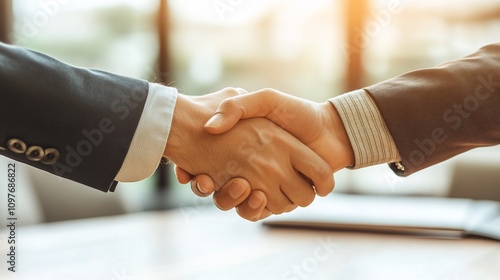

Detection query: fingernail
xmin=205 ymin=113 xmax=224 ymax=128
xmin=196 ymin=182 xmax=208 ymax=194
xmin=248 ymin=194 xmax=264 ymax=209
xmin=229 ymin=181 xmax=245 ymax=199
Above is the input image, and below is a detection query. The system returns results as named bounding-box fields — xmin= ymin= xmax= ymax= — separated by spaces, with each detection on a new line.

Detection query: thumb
xmin=204 ymin=89 xmax=281 ymax=134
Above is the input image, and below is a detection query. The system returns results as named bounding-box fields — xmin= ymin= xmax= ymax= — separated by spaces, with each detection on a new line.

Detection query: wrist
xmin=163 ymin=94 xmax=204 ymax=165
xmin=321 ymin=102 xmax=355 ymax=171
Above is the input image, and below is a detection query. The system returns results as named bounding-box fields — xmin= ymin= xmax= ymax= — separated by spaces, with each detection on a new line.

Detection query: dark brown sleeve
xmin=365 ymin=43 xmax=500 ymax=176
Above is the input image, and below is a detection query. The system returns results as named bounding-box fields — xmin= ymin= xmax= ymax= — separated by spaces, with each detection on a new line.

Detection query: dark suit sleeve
xmin=365 ymin=43 xmax=500 ymax=176
xmin=0 ymin=43 xmax=149 ymax=192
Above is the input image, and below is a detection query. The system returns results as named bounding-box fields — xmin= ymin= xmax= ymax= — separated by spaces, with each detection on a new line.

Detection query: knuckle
xmin=218 ymin=87 xmax=241 ymax=100
xmin=221 ymin=98 xmax=238 ymax=109
xmin=259 ymin=88 xmax=277 ymax=94
xmin=235 ymin=88 xmax=248 ymax=95
xmin=258 ymin=88 xmax=282 ymax=100
xmin=222 ymin=87 xmax=239 ymax=95
xmin=219 ymin=98 xmax=242 ymax=115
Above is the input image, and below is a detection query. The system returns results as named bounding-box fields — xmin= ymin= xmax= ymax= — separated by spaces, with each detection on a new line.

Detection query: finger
xmin=217 ymin=87 xmax=248 ymax=98
xmin=204 ymin=89 xmax=281 ymax=134
xmin=279 ymin=171 xmax=316 ymax=207
xmin=254 ymin=203 xmax=296 ymax=222
xmin=262 ymin=186 xmax=295 ymax=215
xmin=235 ymin=88 xmax=248 ymax=95
xmin=256 ymin=207 xmax=272 ymax=221
xmin=190 ymin=174 xmax=217 ymax=197
xmin=212 ymin=178 xmax=251 ymax=211
xmin=285 ymin=204 xmax=298 ymax=213
xmin=235 ymin=191 xmax=267 ymax=222
xmin=174 ymin=165 xmax=193 ymax=184
xmin=289 ymin=143 xmax=335 ymax=197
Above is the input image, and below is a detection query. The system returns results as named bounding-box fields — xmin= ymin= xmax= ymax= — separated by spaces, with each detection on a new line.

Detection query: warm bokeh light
xmin=6 ymin=0 xmax=500 ymax=217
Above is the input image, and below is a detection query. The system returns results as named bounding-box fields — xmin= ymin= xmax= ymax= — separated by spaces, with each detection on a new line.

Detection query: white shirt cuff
xmin=115 ymin=83 xmax=178 ymax=182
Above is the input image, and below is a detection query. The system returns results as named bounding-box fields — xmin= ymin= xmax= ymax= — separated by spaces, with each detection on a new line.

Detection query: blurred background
xmin=0 ymin=0 xmax=499 ymax=226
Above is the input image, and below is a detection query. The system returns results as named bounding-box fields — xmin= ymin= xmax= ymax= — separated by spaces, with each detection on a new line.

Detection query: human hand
xmin=171 ymin=89 xmax=273 ymax=220
xmin=164 ymin=88 xmax=334 ymax=218
xmin=175 ymin=88 xmax=354 ymax=221
xmin=204 ymin=88 xmax=355 ymax=172
xmin=175 ymin=168 xmax=271 ymax=221
xmin=199 ymin=88 xmax=354 ymax=219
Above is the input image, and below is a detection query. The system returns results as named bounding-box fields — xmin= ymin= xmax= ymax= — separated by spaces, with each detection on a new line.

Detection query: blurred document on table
xmin=264 ymin=194 xmax=500 ymax=240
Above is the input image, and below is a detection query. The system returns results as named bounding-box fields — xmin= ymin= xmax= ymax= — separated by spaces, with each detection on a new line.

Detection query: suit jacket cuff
xmin=330 ymin=89 xmax=401 ymax=169
xmin=115 ymin=84 xmax=177 ymax=182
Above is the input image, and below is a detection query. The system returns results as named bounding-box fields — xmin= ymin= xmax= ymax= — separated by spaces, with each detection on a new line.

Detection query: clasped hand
xmin=166 ymin=88 xmax=354 ymax=221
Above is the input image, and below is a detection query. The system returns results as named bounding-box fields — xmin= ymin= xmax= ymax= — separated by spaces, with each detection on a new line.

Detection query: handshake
xmin=163 ymin=87 xmax=355 ymax=222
